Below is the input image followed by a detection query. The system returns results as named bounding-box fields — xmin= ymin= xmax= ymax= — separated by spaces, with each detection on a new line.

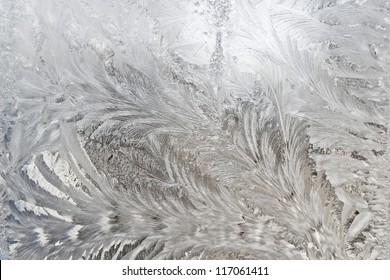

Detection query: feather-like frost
xmin=0 ymin=0 xmax=389 ymax=259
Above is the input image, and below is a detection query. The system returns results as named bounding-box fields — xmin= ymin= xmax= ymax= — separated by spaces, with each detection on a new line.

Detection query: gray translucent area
xmin=0 ymin=0 xmax=389 ymax=260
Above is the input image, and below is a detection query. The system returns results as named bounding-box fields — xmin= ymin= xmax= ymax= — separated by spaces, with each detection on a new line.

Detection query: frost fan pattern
xmin=0 ymin=0 xmax=389 ymax=260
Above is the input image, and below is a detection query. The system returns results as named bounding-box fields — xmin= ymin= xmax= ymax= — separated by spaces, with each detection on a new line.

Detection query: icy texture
xmin=0 ymin=0 xmax=389 ymax=260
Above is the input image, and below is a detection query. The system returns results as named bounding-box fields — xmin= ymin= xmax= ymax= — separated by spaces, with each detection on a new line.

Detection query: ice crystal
xmin=0 ymin=0 xmax=389 ymax=260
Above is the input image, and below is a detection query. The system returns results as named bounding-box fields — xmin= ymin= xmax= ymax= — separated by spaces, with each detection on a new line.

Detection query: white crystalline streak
xmin=14 ymin=200 xmax=73 ymax=223
xmin=348 ymin=212 xmax=373 ymax=240
xmin=23 ymin=156 xmax=77 ymax=206
xmin=42 ymin=151 xmax=79 ymax=189
xmin=34 ymin=228 xmax=49 ymax=246
xmin=14 ymin=200 xmax=49 ymax=217
xmin=67 ymin=225 xmax=82 ymax=240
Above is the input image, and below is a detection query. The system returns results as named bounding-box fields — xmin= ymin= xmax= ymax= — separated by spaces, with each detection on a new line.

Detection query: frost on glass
xmin=0 ymin=0 xmax=389 ymax=260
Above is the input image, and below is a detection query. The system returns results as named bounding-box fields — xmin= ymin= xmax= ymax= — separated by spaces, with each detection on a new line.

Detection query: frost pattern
xmin=0 ymin=0 xmax=389 ymax=260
